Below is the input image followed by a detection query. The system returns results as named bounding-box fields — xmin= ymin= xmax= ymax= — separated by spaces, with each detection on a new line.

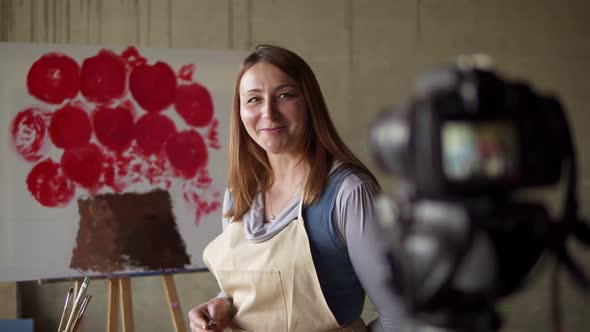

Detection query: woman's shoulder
xmin=222 ymin=188 xmax=234 ymax=212
xmin=223 ymin=187 xmax=232 ymax=201
xmin=330 ymin=161 xmax=379 ymax=194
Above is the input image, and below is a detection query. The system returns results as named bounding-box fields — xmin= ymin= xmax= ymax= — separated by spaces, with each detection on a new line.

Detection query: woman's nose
xmin=261 ymin=99 xmax=278 ymax=119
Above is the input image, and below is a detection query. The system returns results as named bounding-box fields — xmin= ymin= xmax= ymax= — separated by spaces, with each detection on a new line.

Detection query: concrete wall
xmin=0 ymin=282 xmax=17 ymax=318
xmin=1 ymin=0 xmax=589 ymax=331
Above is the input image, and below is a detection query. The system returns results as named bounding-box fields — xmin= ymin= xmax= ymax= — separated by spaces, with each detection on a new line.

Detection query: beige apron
xmin=203 ymin=198 xmax=366 ymax=332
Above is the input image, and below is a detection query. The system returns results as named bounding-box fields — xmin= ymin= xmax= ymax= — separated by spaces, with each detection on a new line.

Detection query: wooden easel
xmin=106 ymin=275 xmax=186 ymax=332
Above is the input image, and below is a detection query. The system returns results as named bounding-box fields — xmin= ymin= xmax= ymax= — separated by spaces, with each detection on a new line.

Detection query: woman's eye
xmin=278 ymin=92 xmax=294 ymax=99
xmin=246 ymin=96 xmax=260 ymax=104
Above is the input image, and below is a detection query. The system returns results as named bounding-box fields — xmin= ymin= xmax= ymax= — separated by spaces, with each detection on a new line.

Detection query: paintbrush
xmin=57 ymin=287 xmax=73 ymax=332
xmin=64 ymin=277 xmax=90 ymax=332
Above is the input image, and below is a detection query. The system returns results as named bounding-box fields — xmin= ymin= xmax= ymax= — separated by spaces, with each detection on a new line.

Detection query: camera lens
xmin=369 ymin=105 xmax=410 ymax=176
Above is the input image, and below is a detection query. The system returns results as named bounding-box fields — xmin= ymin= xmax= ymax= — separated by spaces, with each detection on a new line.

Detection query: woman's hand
xmin=188 ymin=297 xmax=232 ymax=332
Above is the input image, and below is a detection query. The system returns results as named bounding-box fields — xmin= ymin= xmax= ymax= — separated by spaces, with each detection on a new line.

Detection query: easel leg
xmin=107 ymin=279 xmax=120 ymax=332
xmin=119 ymin=278 xmax=134 ymax=332
xmin=162 ymin=275 xmax=186 ymax=332
xmin=106 ymin=276 xmax=180 ymax=331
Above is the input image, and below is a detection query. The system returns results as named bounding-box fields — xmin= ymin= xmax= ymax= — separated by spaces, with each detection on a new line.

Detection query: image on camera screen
xmin=442 ymin=120 xmax=518 ymax=182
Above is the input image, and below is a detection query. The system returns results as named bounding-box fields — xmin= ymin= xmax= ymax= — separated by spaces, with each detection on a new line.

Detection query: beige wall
xmin=1 ymin=0 xmax=589 ymax=331
xmin=0 ymin=282 xmax=17 ymax=319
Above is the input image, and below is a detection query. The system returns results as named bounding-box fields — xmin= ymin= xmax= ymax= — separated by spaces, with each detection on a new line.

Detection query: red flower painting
xmin=10 ymin=46 xmax=222 ymax=225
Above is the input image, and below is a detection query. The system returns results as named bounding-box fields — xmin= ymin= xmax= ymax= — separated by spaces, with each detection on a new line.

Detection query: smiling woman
xmin=188 ymin=45 xmax=405 ymax=332
xmin=239 ymin=62 xmax=308 ymax=156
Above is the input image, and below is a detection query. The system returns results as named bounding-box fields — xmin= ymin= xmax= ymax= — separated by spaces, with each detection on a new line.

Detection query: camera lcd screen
xmin=441 ymin=120 xmax=518 ymax=182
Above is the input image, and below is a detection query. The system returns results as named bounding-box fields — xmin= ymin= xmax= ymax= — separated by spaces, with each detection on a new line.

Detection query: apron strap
xmin=297 ymin=194 xmax=304 ymax=220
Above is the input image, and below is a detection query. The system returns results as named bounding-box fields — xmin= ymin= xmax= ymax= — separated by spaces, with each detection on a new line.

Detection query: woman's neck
xmin=267 ymin=153 xmax=309 ymax=188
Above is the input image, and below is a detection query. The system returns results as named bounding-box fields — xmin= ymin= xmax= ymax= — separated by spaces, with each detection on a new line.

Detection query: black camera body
xmin=371 ymin=65 xmax=570 ymax=197
xmin=370 ymin=61 xmax=588 ymax=332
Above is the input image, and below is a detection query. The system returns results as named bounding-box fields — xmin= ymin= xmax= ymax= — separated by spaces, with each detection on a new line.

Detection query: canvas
xmin=0 ymin=42 xmax=246 ymax=282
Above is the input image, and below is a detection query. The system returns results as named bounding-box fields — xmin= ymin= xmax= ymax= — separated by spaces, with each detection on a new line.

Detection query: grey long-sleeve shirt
xmin=217 ymin=165 xmax=407 ymax=331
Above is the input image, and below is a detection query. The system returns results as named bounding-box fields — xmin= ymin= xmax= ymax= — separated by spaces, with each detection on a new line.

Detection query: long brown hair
xmin=226 ymin=44 xmax=379 ymax=221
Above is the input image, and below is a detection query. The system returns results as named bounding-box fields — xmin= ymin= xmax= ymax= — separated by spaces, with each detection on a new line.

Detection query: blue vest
xmin=303 ymin=167 xmax=365 ymax=325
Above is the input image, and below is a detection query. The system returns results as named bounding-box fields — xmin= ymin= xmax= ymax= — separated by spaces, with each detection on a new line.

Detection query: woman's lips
xmin=260 ymin=126 xmax=287 ymax=134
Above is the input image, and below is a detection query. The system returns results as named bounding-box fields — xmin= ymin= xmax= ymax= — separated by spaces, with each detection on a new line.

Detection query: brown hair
xmin=226 ymin=44 xmax=379 ymax=221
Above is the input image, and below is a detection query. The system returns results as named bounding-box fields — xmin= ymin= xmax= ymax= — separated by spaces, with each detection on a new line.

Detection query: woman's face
xmin=239 ymin=62 xmax=308 ymax=156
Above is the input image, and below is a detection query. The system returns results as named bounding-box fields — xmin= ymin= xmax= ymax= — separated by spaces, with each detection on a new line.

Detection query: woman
xmin=188 ymin=45 xmax=404 ymax=332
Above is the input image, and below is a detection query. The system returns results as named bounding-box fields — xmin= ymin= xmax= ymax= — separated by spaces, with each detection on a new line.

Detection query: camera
xmin=369 ymin=57 xmax=590 ymax=332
